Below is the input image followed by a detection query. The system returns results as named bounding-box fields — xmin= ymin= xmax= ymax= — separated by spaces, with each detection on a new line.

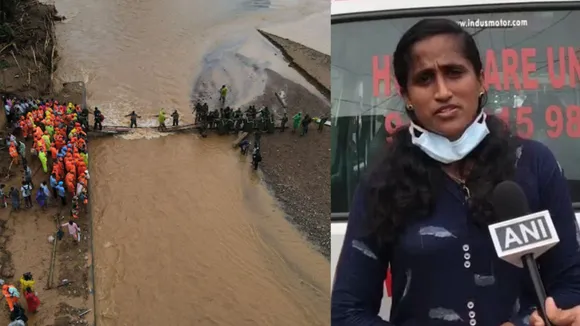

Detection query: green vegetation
xmin=0 ymin=59 xmax=10 ymax=69
xmin=0 ymin=0 xmax=18 ymax=23
xmin=0 ymin=0 xmax=18 ymax=42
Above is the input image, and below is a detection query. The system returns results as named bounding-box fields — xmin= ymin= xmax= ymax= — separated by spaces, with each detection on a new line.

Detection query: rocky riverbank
xmin=251 ymin=32 xmax=331 ymax=258
xmin=250 ymin=69 xmax=330 ymax=258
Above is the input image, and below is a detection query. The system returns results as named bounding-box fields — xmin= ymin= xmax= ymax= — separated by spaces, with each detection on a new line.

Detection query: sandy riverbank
xmin=0 ymin=0 xmax=93 ymax=324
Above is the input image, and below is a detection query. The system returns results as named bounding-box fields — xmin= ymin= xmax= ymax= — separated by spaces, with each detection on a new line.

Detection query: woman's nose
xmin=434 ymin=75 xmax=452 ymax=102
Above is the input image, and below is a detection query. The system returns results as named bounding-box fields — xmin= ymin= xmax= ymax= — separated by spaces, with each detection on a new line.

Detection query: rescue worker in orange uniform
xmin=9 ymin=144 xmax=19 ymax=166
xmin=53 ymin=158 xmax=64 ymax=180
xmin=34 ymin=137 xmax=45 ymax=156
xmin=54 ymin=134 xmax=65 ymax=150
xmin=19 ymin=117 xmax=28 ymax=138
xmin=50 ymin=144 xmax=58 ymax=161
xmin=65 ymin=171 xmax=75 ymax=195
xmin=77 ymin=161 xmax=87 ymax=177
xmin=1 ymin=279 xmax=20 ymax=311
xmin=33 ymin=126 xmax=42 ymax=140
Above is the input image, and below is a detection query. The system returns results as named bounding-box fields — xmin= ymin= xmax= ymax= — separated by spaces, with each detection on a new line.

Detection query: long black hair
xmin=365 ymin=18 xmax=520 ymax=245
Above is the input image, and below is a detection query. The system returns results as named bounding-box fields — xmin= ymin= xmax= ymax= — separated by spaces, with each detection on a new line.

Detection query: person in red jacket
xmin=24 ymin=287 xmax=39 ymax=313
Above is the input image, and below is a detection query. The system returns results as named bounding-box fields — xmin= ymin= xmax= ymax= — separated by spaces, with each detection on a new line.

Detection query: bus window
xmin=331 ymin=9 xmax=580 ymax=215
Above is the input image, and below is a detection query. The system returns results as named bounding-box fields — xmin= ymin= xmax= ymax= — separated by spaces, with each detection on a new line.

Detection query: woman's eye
xmin=416 ymin=74 xmax=432 ymax=84
xmin=447 ymin=69 xmax=463 ymax=78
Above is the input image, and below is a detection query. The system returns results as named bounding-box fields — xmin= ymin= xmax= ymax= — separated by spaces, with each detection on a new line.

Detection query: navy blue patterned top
xmin=331 ymin=139 xmax=580 ymax=326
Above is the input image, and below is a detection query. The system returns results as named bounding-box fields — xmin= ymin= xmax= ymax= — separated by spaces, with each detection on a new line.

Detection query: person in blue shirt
xmin=49 ymin=173 xmax=58 ymax=200
xmin=238 ymin=139 xmax=250 ymax=155
xmin=55 ymin=181 xmax=66 ymax=206
xmin=331 ymin=18 xmax=580 ymax=326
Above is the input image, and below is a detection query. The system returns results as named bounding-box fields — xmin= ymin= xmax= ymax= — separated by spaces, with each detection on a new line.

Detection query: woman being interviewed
xmin=331 ymin=19 xmax=580 ymax=326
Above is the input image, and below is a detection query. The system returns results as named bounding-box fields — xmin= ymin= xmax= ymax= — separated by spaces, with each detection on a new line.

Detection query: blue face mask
xmin=409 ymin=112 xmax=489 ymax=164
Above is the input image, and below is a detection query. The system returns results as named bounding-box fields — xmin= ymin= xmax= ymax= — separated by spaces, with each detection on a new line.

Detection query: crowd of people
xmin=234 ymin=108 xmax=327 ymax=171
xmin=1 ymin=96 xmax=89 ymax=323
xmin=193 ymin=85 xmax=328 ymax=137
xmin=87 ymin=85 xmax=329 ymax=141
xmin=192 ymin=85 xmax=328 ymax=172
xmin=193 ymin=101 xmax=327 ymax=138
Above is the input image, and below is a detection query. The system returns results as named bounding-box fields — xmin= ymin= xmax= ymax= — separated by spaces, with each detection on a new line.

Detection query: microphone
xmin=489 ymin=180 xmax=560 ymax=326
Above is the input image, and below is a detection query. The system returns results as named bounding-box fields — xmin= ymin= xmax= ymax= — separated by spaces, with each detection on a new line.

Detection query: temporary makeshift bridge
xmin=87 ymin=124 xmax=198 ymax=137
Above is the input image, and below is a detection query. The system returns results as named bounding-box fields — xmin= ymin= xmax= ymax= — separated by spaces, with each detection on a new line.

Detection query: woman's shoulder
xmin=517 ymin=138 xmax=558 ymax=165
xmin=516 ymin=138 xmax=561 ymax=177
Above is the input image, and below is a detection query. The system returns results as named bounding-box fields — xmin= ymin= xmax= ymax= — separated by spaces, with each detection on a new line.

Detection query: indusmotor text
xmin=456 ymin=18 xmax=528 ymax=28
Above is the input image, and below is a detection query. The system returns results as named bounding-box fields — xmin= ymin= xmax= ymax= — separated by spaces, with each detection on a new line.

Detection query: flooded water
xmin=49 ymin=0 xmax=327 ymax=127
xmin=42 ymin=0 xmax=331 ymax=324
xmin=90 ymin=136 xmax=329 ymax=325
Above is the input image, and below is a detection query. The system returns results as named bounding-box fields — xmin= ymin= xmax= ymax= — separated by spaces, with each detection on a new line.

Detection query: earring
xmin=406 ymin=104 xmax=414 ymax=110
xmin=479 ymin=91 xmax=485 ymax=97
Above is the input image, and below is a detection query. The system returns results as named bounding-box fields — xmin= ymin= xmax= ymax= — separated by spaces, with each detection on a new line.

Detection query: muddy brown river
xmin=41 ymin=0 xmax=330 ymax=324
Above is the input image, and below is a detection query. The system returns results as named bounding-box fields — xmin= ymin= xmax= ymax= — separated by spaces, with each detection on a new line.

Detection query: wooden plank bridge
xmin=87 ymin=124 xmax=198 ymax=137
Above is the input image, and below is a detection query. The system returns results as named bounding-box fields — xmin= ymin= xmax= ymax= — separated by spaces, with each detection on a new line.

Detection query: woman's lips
xmin=435 ymin=105 xmax=459 ymax=118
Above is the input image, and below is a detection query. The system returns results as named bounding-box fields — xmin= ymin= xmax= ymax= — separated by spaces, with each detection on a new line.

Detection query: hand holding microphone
xmin=502 ymin=299 xmax=580 ymax=326
xmin=529 ymin=297 xmax=580 ymax=326
xmin=490 ymin=181 xmax=580 ymax=326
